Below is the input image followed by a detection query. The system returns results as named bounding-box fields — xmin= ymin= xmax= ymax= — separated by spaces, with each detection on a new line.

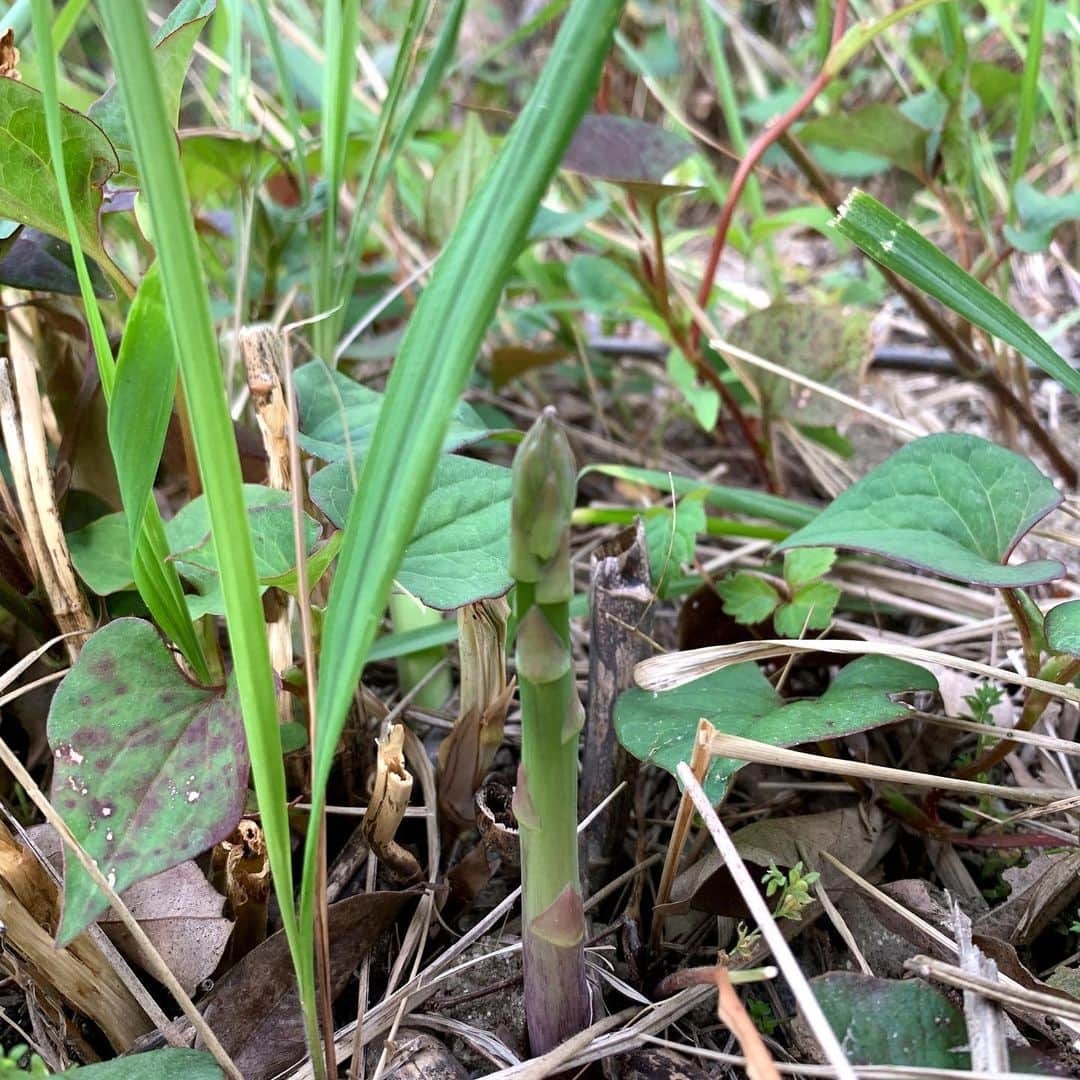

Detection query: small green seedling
xmin=762 ymin=860 xmax=820 ymax=921
xmin=0 ymin=1047 xmax=48 ymax=1078
xmin=715 ymin=546 xmax=840 ymax=637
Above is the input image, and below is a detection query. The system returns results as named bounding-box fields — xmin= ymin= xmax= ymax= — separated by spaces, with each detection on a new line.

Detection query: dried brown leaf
xmin=198 ymin=889 xmax=414 ymax=1079
xmin=668 ymin=805 xmax=892 ymax=918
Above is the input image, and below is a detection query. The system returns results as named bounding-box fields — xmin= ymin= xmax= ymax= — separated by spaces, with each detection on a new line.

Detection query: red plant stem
xmin=690 ymin=0 xmax=850 ymax=351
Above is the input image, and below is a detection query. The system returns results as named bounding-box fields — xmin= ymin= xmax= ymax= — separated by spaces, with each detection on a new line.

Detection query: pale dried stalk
xmin=362 ymin=724 xmax=421 ymax=882
xmin=706 ymin=732 xmax=1069 ymax=805
xmin=651 ymin=717 xmax=713 ymax=951
xmin=636 ymin=638 xmax=1080 ymax=705
xmin=0 ymin=354 xmax=92 ymax=657
xmin=0 ymin=820 xmax=150 ymax=1051
xmin=240 ymin=326 xmax=291 ymax=490
xmin=677 ymin=763 xmax=856 ymax=1078
xmin=239 ymin=325 xmax=293 ymax=722
xmin=641 ymin=1035 xmax=1054 ymax=1079
xmin=906 ymin=954 xmax=1080 ymax=1025
xmin=951 ymin=901 xmax=1008 ymax=1073
xmin=0 ymin=735 xmax=242 ymax=1079
xmin=436 ymin=597 xmax=513 ymax=831
xmin=914 ymin=712 xmax=1080 ymax=757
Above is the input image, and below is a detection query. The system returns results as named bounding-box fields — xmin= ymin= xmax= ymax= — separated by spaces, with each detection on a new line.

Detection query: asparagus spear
xmin=510 ymin=407 xmax=589 ymax=1054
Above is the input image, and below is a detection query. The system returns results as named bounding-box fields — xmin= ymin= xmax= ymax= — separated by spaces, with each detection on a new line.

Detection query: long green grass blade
xmin=300 ymin=0 xmax=624 ymax=1036
xmin=329 ymin=0 xmax=463 ymax=355
xmin=97 ymin=0 xmax=308 ymax=1051
xmin=834 ymin=189 xmax=1080 ymax=396
xmin=1008 ymin=0 xmax=1045 ymax=224
xmin=29 ymin=0 xmax=208 ymax=680
xmin=313 ymin=0 xmax=359 ymax=358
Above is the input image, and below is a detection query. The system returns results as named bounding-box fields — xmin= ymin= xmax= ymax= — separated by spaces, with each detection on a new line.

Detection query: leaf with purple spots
xmin=48 ymin=618 xmax=249 ymax=946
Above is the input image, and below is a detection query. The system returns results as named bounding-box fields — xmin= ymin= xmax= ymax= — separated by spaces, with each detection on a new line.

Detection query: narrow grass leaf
xmin=833 ymin=189 xmax=1080 ymax=395
xmin=97 ymin=0 xmax=302 ymax=1041
xmin=306 ymin=0 xmax=625 ymax=1021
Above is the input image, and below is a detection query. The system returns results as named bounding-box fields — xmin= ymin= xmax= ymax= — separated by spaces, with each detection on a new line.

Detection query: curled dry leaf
xmin=437 ymin=597 xmax=512 ymax=832
xmin=211 ymin=818 xmax=269 ymax=967
xmin=0 ymin=27 xmax=21 ymax=79
xmin=363 ymin=723 xmax=421 ymax=882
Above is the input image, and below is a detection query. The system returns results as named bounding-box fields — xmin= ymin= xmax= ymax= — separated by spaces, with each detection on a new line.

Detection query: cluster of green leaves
xmin=715 ymin=547 xmax=839 ymax=637
xmin=762 ymin=860 xmax=820 ymax=921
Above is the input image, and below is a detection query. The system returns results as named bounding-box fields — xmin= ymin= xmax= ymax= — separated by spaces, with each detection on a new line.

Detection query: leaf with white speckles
xmin=48 ymin=619 xmax=248 ymax=946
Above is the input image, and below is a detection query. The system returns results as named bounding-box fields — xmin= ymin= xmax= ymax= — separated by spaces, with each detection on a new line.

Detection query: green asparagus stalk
xmin=510 ymin=407 xmax=589 ymax=1054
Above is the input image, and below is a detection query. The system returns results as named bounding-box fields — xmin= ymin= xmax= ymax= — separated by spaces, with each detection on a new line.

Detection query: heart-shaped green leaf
xmin=310 ymin=455 xmax=512 ymax=610
xmin=615 ymin=655 xmax=936 ymax=803
xmin=1046 ymin=600 xmax=1080 ymax=658
xmin=0 ymin=79 xmax=118 ymax=278
xmin=48 ymin=619 xmax=248 ymax=945
xmin=67 ymin=487 xmax=320 ymax=617
xmin=812 ymin=974 xmax=968 ymax=1068
xmin=294 ymin=359 xmax=500 ymax=463
xmin=169 ymin=489 xmax=320 ymax=619
xmin=776 ymin=434 xmax=1064 ymax=588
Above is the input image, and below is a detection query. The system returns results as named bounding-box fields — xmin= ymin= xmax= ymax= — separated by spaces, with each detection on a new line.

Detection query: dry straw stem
xmin=651 ymin=717 xmax=713 ymax=950
xmin=640 ymin=1035 xmax=1059 ymax=1080
xmin=676 ymin=763 xmax=857 ymax=1080
xmin=905 ymin=954 xmax=1080 ymax=1025
xmin=239 ymin=324 xmax=293 ymax=722
xmin=240 ymin=325 xmax=292 ymax=490
xmin=0 ymin=819 xmax=150 ymax=1051
xmin=0 ymin=736 xmax=243 ymax=1078
xmin=0 ymin=349 xmax=93 ymax=658
xmin=915 ymin=712 xmax=1080 ymax=757
xmin=636 ymin=638 xmax=1080 ymax=705
xmin=706 ymin=733 xmax=1071 ymax=805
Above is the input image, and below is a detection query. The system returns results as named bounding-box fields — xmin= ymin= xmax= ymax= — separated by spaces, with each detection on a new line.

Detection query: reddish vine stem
xmin=690 ymin=0 xmax=850 ymax=351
